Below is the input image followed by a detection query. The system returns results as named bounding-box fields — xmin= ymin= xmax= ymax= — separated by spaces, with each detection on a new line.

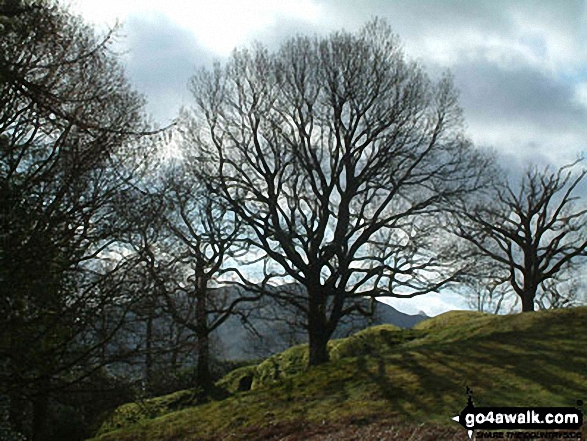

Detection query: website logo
xmin=452 ymin=387 xmax=584 ymax=440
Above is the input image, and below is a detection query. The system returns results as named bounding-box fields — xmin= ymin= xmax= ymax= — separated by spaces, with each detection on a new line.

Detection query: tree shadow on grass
xmin=353 ymin=326 xmax=586 ymax=422
xmin=355 ymin=352 xmax=465 ymax=421
xmin=447 ymin=334 xmax=587 ymax=405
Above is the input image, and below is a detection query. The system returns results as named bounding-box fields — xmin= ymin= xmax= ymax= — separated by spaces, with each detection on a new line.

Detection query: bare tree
xmin=459 ymin=270 xmax=514 ymax=314
xmin=109 ymin=186 xmax=198 ymax=395
xmin=453 ymin=240 xmax=516 ymax=314
xmin=182 ymin=21 xmax=491 ymax=366
xmin=162 ymin=165 xmax=265 ymax=390
xmin=123 ymin=163 xmax=263 ymax=391
xmin=537 ymin=269 xmax=585 ymax=310
xmin=451 ymin=160 xmax=587 ymax=312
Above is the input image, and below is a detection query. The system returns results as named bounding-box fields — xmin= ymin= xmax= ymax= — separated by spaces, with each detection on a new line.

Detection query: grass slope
xmin=92 ymin=307 xmax=587 ymax=440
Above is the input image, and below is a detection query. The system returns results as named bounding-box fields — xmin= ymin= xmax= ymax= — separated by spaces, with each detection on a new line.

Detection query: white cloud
xmin=380 ymin=292 xmax=469 ymax=317
xmin=72 ymin=0 xmax=321 ymax=56
xmin=408 ymin=22 xmax=583 ymax=79
xmin=507 ymin=3 xmax=587 ymax=76
xmin=466 ymin=120 xmax=587 ymax=167
xmin=71 ymin=0 xmax=587 ymax=165
xmin=70 ymin=0 xmax=141 ymax=27
xmin=575 ymin=83 xmax=587 ymax=108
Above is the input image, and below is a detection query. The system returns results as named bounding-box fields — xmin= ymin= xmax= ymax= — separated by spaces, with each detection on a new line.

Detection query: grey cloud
xmin=113 ymin=0 xmax=587 ymax=162
xmin=455 ymin=58 xmax=587 ymax=130
xmin=122 ymin=13 xmax=217 ymax=123
xmin=313 ymin=0 xmax=584 ymax=41
xmin=313 ymin=0 xmax=515 ymax=39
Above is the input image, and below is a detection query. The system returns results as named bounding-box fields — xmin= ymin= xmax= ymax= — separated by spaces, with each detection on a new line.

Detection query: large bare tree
xmin=451 ymin=161 xmax=587 ymax=312
xmin=182 ymin=21 xmax=491 ymax=366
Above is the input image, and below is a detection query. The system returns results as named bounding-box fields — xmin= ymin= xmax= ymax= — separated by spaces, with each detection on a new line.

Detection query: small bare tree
xmin=460 ymin=272 xmax=513 ymax=314
xmin=161 ymin=165 xmax=263 ymax=389
xmin=124 ymin=163 xmax=263 ymax=391
xmin=537 ymin=270 xmax=584 ymax=310
xmin=451 ymin=161 xmax=587 ymax=312
xmin=182 ymin=20 xmax=492 ymax=366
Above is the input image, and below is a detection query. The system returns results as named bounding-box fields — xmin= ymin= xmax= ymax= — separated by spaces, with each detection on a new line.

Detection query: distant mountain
xmin=370 ymin=302 xmax=428 ymax=328
xmin=212 ymin=287 xmax=428 ymax=361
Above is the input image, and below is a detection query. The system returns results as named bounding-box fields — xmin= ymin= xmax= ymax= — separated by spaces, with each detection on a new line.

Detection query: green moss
xmin=413 ymin=310 xmax=491 ymax=331
xmin=253 ymin=344 xmax=310 ymax=388
xmin=96 ymin=388 xmax=203 ymax=436
xmin=215 ymin=364 xmax=257 ymax=394
xmin=251 ymin=325 xmax=422 ymax=389
xmin=330 ymin=324 xmax=421 ymax=360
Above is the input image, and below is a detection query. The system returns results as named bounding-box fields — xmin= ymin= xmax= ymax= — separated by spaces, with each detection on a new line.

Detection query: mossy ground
xmin=92 ymin=307 xmax=587 ymax=441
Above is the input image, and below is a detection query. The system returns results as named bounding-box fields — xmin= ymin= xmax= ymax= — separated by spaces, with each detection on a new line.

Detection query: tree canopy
xmin=182 ymin=20 xmax=492 ymax=365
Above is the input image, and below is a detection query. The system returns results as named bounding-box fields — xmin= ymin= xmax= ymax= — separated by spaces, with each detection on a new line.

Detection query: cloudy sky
xmin=73 ymin=0 xmax=587 ymax=315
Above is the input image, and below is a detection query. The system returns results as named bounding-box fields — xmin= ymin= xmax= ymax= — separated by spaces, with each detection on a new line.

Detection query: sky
xmin=72 ymin=0 xmax=587 ymax=316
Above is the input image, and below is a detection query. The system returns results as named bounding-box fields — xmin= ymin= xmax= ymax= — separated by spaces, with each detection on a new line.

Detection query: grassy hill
xmin=91 ymin=307 xmax=587 ymax=440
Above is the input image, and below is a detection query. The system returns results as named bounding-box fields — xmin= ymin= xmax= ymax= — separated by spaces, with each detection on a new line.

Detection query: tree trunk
xmin=308 ymin=291 xmax=331 ymax=366
xmin=196 ymin=332 xmax=211 ymax=390
xmin=520 ymin=290 xmax=536 ymax=312
xmin=8 ymin=388 xmax=25 ymax=436
xmin=308 ymin=327 xmax=330 ymax=366
xmin=195 ymin=276 xmax=211 ymax=390
xmin=145 ymin=303 xmax=153 ymax=392
xmin=31 ymin=388 xmax=49 ymax=441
